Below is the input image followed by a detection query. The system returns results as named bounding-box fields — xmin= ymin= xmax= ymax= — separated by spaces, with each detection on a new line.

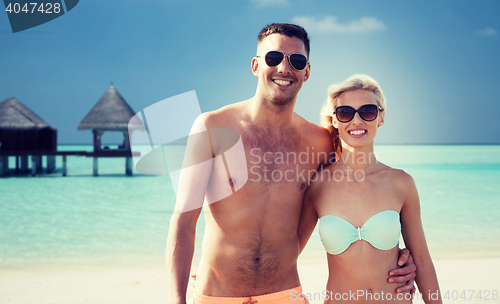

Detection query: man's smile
xmin=273 ymin=79 xmax=291 ymax=86
xmin=271 ymin=77 xmax=295 ymax=87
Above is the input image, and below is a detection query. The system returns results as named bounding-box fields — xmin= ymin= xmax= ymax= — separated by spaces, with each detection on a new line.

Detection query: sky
xmin=1 ymin=0 xmax=499 ymax=144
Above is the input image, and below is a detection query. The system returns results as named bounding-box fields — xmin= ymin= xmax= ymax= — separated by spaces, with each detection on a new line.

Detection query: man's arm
xmin=297 ymin=125 xmax=333 ymax=252
xmin=389 ymin=248 xmax=417 ymax=294
xmin=165 ymin=114 xmax=214 ymax=304
xmin=166 ymin=208 xmax=202 ymax=304
xmin=297 ymin=171 xmax=320 ymax=253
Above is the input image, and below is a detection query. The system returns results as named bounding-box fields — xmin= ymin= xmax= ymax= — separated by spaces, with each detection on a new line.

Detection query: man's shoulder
xmin=293 ymin=113 xmax=328 ymax=135
xmin=202 ymin=100 xmax=246 ymax=128
xmin=293 ymin=113 xmax=333 ymax=148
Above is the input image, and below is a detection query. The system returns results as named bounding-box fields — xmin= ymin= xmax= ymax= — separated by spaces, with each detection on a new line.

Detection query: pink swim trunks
xmin=190 ymin=275 xmax=309 ymax=304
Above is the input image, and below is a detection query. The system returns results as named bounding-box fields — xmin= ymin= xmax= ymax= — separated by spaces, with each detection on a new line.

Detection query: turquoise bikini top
xmin=319 ymin=210 xmax=401 ymax=255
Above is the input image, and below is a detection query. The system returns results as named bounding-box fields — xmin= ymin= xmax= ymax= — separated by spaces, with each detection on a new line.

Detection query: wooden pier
xmin=1 ymin=86 xmax=144 ymax=177
xmin=0 ymin=150 xmax=140 ymax=177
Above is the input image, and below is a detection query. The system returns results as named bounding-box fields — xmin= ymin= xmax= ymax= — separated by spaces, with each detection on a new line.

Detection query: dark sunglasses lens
xmin=265 ymin=51 xmax=284 ymax=67
xmin=289 ymin=54 xmax=307 ymax=70
xmin=358 ymin=105 xmax=379 ymax=121
xmin=336 ymin=106 xmax=355 ymax=122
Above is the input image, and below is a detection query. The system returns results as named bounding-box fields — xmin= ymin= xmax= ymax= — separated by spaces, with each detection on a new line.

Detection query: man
xmin=166 ymin=23 xmax=416 ymax=304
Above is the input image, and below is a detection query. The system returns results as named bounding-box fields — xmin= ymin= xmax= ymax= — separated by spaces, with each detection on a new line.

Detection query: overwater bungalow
xmin=77 ymin=85 xmax=144 ymax=176
xmin=0 ymin=97 xmax=57 ymax=175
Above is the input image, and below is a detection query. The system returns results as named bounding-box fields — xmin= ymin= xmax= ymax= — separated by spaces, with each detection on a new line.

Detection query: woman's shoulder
xmin=373 ymin=162 xmax=412 ymax=179
xmin=380 ymin=165 xmax=417 ymax=193
xmin=306 ymin=163 xmax=340 ymax=197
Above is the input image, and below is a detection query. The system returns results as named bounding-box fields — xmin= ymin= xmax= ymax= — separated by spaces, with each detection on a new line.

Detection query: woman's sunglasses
xmin=257 ymin=51 xmax=308 ymax=71
xmin=334 ymin=104 xmax=383 ymax=123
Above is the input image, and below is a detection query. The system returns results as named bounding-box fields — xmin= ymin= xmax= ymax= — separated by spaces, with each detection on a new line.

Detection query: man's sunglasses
xmin=257 ymin=51 xmax=308 ymax=71
xmin=334 ymin=104 xmax=383 ymax=123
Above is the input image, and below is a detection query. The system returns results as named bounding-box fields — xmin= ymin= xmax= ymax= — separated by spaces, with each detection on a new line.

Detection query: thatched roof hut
xmin=0 ymin=97 xmax=57 ymax=151
xmin=77 ymin=85 xmax=144 ymax=131
xmin=0 ymin=97 xmax=55 ymax=130
xmin=77 ymin=85 xmax=144 ymax=152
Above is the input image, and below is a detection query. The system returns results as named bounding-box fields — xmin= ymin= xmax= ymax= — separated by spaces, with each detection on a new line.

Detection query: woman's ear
xmin=378 ymin=109 xmax=385 ymax=127
xmin=332 ymin=116 xmax=339 ymax=129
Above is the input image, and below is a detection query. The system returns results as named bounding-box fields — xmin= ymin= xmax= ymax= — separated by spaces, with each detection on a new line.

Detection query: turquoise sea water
xmin=1 ymin=145 xmax=499 ymax=268
xmin=376 ymin=145 xmax=500 ymax=259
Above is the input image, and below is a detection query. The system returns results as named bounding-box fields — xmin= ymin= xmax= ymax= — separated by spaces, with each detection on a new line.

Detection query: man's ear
xmin=251 ymin=57 xmax=259 ymax=77
xmin=303 ymin=62 xmax=311 ymax=82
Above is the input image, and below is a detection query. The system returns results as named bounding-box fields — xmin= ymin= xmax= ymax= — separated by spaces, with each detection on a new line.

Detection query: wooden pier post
xmin=93 ymin=157 xmax=98 ymax=176
xmin=0 ymin=156 xmax=7 ymax=176
xmin=36 ymin=155 xmax=42 ymax=172
xmin=63 ymin=155 xmax=67 ymax=176
xmin=47 ymin=155 xmax=56 ymax=173
xmin=126 ymin=157 xmax=133 ymax=176
xmin=20 ymin=155 xmax=28 ymax=172
xmin=4 ymin=156 xmax=8 ymax=175
xmin=31 ymin=155 xmax=37 ymax=176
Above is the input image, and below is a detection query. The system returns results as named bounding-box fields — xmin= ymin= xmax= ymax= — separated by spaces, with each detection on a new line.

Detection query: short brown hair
xmin=258 ymin=23 xmax=310 ymax=57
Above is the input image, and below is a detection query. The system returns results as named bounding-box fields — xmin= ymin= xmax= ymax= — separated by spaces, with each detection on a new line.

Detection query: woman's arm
xmin=399 ymin=171 xmax=442 ymax=304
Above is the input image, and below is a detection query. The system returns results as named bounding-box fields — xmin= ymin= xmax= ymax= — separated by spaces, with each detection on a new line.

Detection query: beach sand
xmin=1 ymin=258 xmax=499 ymax=304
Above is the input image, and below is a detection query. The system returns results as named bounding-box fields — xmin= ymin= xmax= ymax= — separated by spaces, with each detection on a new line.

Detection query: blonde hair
xmin=320 ymin=74 xmax=386 ymax=159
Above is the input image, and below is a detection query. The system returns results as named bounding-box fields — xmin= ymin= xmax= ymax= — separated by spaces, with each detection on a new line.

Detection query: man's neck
xmin=246 ymin=95 xmax=296 ymax=130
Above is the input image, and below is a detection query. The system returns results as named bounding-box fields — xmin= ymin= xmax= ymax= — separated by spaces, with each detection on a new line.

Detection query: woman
xmin=298 ymin=75 xmax=441 ymax=303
